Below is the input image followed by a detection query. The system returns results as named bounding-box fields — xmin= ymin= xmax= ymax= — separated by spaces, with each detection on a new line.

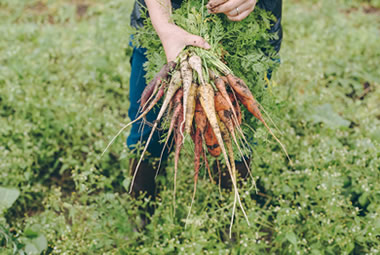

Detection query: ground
xmin=0 ymin=0 xmax=379 ymax=254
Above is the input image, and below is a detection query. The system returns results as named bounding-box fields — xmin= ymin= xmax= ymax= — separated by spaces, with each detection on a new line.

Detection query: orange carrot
xmin=214 ymin=77 xmax=240 ymax=125
xmin=215 ymin=92 xmax=251 ymax=176
xmin=204 ymin=121 xmax=221 ymax=157
xmin=221 ymin=76 xmax=229 ymax=84
xmin=214 ymin=91 xmax=230 ymax=112
xmin=226 ymin=74 xmax=261 ymax=119
xmin=194 ymin=99 xmax=207 ymax=134
xmin=193 ymin=99 xmax=214 ymax=182
xmin=227 ymin=74 xmax=292 ymax=164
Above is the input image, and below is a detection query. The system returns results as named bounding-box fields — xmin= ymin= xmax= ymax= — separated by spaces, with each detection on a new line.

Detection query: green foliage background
xmin=1 ymin=0 xmax=379 ymax=254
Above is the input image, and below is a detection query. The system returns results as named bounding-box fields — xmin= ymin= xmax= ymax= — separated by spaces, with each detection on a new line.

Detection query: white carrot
xmin=180 ymin=55 xmax=193 ymax=139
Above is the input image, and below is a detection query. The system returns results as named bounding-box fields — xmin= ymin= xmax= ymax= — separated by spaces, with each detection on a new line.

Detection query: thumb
xmin=185 ymin=35 xmax=211 ymax=50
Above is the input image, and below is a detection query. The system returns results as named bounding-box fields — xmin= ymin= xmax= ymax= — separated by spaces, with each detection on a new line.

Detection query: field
xmin=1 ymin=0 xmax=379 ymax=254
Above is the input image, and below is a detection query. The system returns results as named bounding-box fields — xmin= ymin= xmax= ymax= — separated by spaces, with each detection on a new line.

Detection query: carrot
xmin=214 ymin=76 xmax=248 ymax=151
xmin=226 ymin=75 xmax=259 ymax=117
xmin=202 ymin=145 xmax=214 ymax=184
xmin=190 ymin=124 xmax=202 ymax=187
xmin=101 ymin=80 xmax=168 ymax=157
xmin=140 ymin=61 xmax=176 ymax=108
xmin=218 ymin=119 xmax=239 ymax=238
xmin=194 ymin=98 xmax=215 ymax=179
xmin=214 ymin=91 xmax=230 ymax=112
xmin=204 ymin=120 xmax=221 ymax=157
xmin=157 ymin=88 xmax=184 ymax=172
xmin=129 ymin=71 xmax=181 ymax=129
xmin=129 ymin=71 xmax=182 ymax=193
xmin=141 ymin=81 xmax=166 ymax=118
xmin=186 ymin=126 xmax=202 ymax=221
xmin=215 ymin=92 xmax=251 ymax=178
xmin=215 ymin=96 xmax=236 ymax=139
xmin=227 ymin=91 xmax=251 ymax=154
xmin=173 ymin=104 xmax=184 ymax=212
xmin=228 ymin=92 xmax=242 ymax=125
xmin=227 ymin=74 xmax=293 ymax=165
xmin=194 ymin=99 xmax=214 ymax=182
xmin=198 ymin=83 xmax=250 ymax=229
xmin=194 ymin=99 xmax=215 ymax=180
xmin=197 ymin=83 xmax=229 ymax=169
xmin=184 ymin=83 xmax=197 ymax=134
xmin=221 ymin=76 xmax=229 ymax=84
xmin=214 ymin=80 xmax=246 ymax=140
xmin=139 ymin=80 xmax=167 ymax=120
xmin=186 ymin=113 xmax=214 ymax=226
xmin=214 ymin=76 xmax=240 ymax=126
xmin=215 ymin=92 xmax=242 ymax=136
xmin=156 ymin=70 xmax=182 ymax=121
xmin=194 ymin=99 xmax=207 ymax=134
xmin=189 ymin=55 xmax=205 ymax=85
xmin=180 ymin=56 xmax=193 ymax=138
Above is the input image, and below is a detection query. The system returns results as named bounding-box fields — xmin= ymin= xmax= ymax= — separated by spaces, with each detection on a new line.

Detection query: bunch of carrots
xmin=102 ymin=48 xmax=291 ymax=234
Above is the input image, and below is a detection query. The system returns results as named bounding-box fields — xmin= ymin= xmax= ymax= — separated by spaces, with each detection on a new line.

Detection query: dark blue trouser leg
xmin=127 ymin=47 xmax=170 ymax=161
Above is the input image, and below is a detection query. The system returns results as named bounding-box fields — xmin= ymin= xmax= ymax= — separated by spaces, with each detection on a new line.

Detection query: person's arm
xmin=145 ymin=0 xmax=210 ymax=62
xmin=207 ymin=0 xmax=257 ymax=21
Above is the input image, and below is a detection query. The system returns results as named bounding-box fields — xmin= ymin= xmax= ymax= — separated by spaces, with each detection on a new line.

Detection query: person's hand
xmin=158 ymin=23 xmax=211 ymax=62
xmin=207 ymin=0 xmax=257 ymax=21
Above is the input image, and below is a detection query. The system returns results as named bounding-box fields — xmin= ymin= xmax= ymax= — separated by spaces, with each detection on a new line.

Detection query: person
xmin=128 ymin=0 xmax=282 ymax=205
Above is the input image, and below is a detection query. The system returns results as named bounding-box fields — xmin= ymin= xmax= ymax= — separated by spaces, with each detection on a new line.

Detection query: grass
xmin=1 ymin=0 xmax=379 ymax=254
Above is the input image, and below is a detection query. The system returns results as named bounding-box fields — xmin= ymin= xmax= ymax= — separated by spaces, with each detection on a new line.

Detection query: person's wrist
xmin=154 ymin=22 xmax=175 ymax=38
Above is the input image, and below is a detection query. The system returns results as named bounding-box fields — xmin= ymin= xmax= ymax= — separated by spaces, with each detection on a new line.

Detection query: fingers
xmin=185 ymin=35 xmax=211 ymax=50
xmin=166 ymin=46 xmax=184 ymax=62
xmin=225 ymin=0 xmax=255 ymax=21
xmin=206 ymin=0 xmax=228 ymax=9
xmin=208 ymin=0 xmax=244 ymax=14
xmin=226 ymin=9 xmax=251 ymax=21
xmin=208 ymin=0 xmax=257 ymax=21
xmin=225 ymin=0 xmax=255 ymax=16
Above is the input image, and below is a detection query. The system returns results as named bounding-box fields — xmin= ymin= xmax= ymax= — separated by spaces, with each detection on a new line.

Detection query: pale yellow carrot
xmin=197 ymin=83 xmax=250 ymax=228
